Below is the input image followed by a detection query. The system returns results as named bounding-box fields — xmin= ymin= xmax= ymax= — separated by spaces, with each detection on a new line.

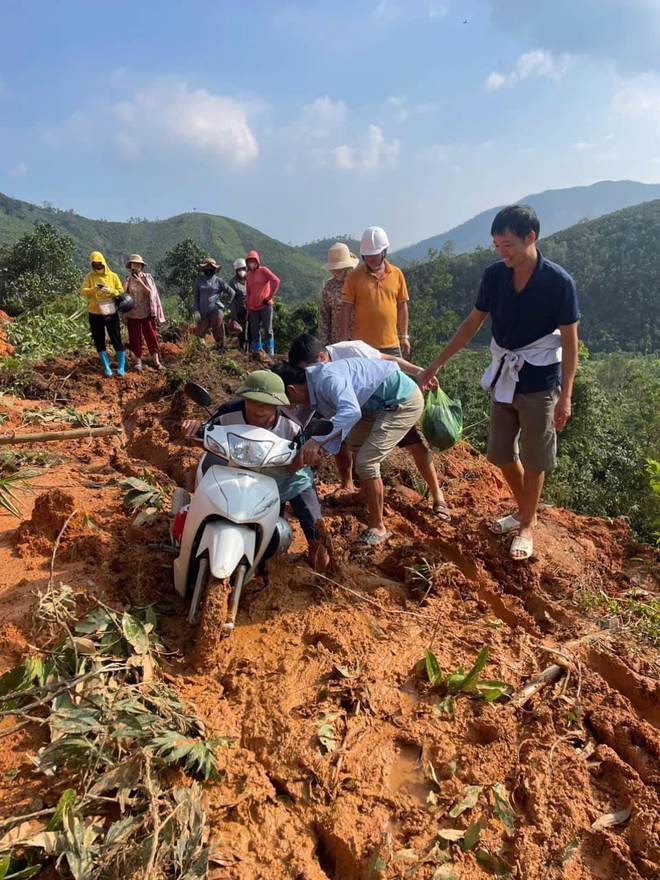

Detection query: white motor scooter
xmin=171 ymin=382 xmax=331 ymax=632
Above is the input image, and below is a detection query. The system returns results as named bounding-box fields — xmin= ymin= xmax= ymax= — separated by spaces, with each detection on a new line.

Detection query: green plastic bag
xmin=421 ymin=387 xmax=463 ymax=453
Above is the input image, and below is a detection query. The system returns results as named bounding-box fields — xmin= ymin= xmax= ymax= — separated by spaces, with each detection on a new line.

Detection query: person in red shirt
xmin=245 ymin=250 xmax=280 ymax=356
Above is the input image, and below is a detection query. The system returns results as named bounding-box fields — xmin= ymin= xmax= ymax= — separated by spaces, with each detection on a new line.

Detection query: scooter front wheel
xmin=188 ymin=556 xmax=229 ymax=627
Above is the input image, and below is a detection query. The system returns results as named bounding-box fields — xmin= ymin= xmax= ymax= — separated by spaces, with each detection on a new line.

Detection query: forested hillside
xmin=299 ymin=234 xmax=361 ymax=262
xmin=431 ymin=198 xmax=660 ymax=353
xmin=393 ymin=180 xmax=660 ymax=260
xmin=0 ymin=193 xmax=326 ymax=303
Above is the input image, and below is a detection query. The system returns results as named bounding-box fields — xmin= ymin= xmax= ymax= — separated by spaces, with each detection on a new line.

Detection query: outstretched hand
xmin=419 ymin=364 xmax=440 ymax=390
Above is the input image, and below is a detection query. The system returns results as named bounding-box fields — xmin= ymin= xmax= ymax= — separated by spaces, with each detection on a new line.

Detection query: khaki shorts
xmin=487 ymin=388 xmax=560 ymax=472
xmin=346 ymin=385 xmax=424 ymax=480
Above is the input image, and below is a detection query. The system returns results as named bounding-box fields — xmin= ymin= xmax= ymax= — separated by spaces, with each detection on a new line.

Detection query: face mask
xmin=237 ymin=269 xmax=247 ymax=278
xmin=203 ymin=268 xmax=216 ymax=277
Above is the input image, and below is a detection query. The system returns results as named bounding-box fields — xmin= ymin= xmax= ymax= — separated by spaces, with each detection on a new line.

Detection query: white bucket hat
xmin=324 ymin=242 xmax=359 ymax=272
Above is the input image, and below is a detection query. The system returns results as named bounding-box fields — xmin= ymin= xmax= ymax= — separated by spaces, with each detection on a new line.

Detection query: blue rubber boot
xmin=116 ymin=351 xmax=126 ymax=377
xmin=252 ymin=339 xmax=263 ymax=354
xmin=98 ymin=351 xmax=112 ymax=377
xmin=266 ymin=339 xmax=274 ymax=356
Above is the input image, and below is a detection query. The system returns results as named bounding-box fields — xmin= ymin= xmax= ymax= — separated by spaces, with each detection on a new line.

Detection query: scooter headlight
xmin=228 ymin=433 xmax=272 ymax=467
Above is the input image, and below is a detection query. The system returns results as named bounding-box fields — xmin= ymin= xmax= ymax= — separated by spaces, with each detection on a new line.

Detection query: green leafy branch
xmin=421 ymin=646 xmax=512 ymax=720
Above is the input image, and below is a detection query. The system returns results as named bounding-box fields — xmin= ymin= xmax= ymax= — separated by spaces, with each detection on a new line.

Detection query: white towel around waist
xmin=481 ymin=331 xmax=562 ymax=403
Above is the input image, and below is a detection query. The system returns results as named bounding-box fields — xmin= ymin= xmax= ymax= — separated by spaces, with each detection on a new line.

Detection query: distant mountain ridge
xmin=393 ymin=180 xmax=660 ymax=262
xmin=436 ymin=196 xmax=660 ymax=353
xmin=0 ymin=193 xmax=327 ymax=303
xmin=299 ymin=235 xmax=361 ymax=263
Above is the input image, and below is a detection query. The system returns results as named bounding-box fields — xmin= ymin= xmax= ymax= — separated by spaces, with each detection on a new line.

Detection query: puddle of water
xmin=388 ymin=743 xmax=429 ymax=808
xmin=398 ymin=680 xmax=419 ymax=714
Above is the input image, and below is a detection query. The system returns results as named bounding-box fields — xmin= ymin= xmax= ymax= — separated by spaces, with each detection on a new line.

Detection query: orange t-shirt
xmin=341 ymin=262 xmax=409 ymax=349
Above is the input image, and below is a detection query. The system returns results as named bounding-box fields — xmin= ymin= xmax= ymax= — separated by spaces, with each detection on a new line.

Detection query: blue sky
xmin=1 ymin=0 xmax=660 ymax=249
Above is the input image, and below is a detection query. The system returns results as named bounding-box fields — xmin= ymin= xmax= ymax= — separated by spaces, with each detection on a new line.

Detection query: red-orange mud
xmin=0 ymin=346 xmax=659 ymax=879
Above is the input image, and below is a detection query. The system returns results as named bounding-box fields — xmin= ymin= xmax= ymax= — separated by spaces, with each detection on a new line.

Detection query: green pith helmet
xmin=236 ymin=370 xmax=289 ymax=406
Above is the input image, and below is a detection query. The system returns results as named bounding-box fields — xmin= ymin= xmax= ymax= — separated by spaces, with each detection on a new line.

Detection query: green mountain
xmin=299 ymin=235 xmax=361 ymax=263
xmin=394 ymin=180 xmax=660 ymax=261
xmin=436 ymin=197 xmax=660 ymax=353
xmin=0 ymin=193 xmax=327 ymax=303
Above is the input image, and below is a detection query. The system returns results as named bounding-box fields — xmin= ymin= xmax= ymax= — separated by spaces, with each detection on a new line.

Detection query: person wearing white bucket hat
xmin=317 ymin=242 xmax=359 ymax=346
xmin=122 ymin=255 xmax=165 ymax=371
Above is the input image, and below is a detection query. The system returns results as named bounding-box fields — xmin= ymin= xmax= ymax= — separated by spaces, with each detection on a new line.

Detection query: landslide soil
xmin=1 ymin=346 xmax=660 ymax=880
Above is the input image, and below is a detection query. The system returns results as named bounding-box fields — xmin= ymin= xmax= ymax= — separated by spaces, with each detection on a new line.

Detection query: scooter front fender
xmin=196 ymin=521 xmax=257 ymax=580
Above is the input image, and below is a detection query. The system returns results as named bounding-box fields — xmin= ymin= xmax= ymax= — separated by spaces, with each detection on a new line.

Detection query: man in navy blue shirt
xmin=420 ymin=205 xmax=579 ymax=561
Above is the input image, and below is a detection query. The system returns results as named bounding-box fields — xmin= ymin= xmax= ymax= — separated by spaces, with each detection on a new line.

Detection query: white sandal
xmin=490 ymin=514 xmax=520 ymax=535
xmin=510 ymin=535 xmax=533 ymax=561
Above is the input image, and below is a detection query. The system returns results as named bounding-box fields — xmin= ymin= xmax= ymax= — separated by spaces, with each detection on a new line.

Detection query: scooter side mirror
xmin=304 ymin=418 xmax=334 ymax=440
xmin=184 ymin=382 xmax=213 ymax=410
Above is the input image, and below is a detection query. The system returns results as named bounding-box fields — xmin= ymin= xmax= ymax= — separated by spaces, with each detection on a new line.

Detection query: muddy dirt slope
xmin=1 ymin=349 xmax=659 ymax=880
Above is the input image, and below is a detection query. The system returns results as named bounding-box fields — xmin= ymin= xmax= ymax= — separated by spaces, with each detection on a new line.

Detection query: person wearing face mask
xmin=245 ymin=250 xmax=280 ymax=357
xmin=229 ymin=258 xmax=249 ymax=352
xmin=192 ymin=258 xmax=236 ymax=355
xmin=122 ymin=254 xmax=165 ymax=371
xmin=80 ymin=251 xmax=125 ymax=377
xmin=317 ymin=242 xmax=359 ymax=345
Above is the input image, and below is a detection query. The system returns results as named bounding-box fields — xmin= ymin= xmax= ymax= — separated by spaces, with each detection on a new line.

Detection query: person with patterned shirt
xmin=317 ymin=242 xmax=358 ymax=345
xmin=122 ymin=254 xmax=165 ymax=371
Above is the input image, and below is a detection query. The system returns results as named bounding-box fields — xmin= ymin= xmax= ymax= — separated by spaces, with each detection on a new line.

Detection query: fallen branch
xmin=512 ymin=665 xmax=565 ymax=706
xmin=0 ymin=426 xmax=121 ymax=446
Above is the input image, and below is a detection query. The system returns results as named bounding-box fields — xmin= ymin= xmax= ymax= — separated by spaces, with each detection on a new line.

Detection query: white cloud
xmin=382 ymin=95 xmax=436 ymax=125
xmin=612 ymin=73 xmax=660 ymax=124
xmin=46 ymin=78 xmax=262 ymax=167
xmin=112 ymin=79 xmax=261 ymax=165
xmin=374 ymin=0 xmax=449 ymax=20
xmin=486 ymin=50 xmax=574 ymax=90
xmin=10 ymin=161 xmax=28 ymax=178
xmin=286 ymin=96 xmax=348 ymax=141
xmin=415 ymin=143 xmax=451 ymax=164
xmin=571 ymin=134 xmax=614 ymax=151
xmin=332 ymin=125 xmax=400 ymax=172
xmin=480 ymin=0 xmax=660 ymax=76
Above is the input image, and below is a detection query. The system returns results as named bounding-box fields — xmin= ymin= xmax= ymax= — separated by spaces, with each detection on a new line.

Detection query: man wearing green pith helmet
xmin=182 ymin=370 xmax=328 ymax=573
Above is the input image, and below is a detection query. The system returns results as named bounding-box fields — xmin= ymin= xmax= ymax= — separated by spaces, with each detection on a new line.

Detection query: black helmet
xmin=116 ymin=292 xmax=134 ymax=313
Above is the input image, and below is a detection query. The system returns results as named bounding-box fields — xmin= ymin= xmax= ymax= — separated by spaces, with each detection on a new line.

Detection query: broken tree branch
xmin=512 ymin=665 xmax=565 ymax=706
xmin=0 ymin=426 xmax=122 ymax=446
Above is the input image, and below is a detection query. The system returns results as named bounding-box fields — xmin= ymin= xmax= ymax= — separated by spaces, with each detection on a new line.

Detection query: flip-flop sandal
xmin=432 ymin=501 xmax=452 ymax=523
xmin=355 ymin=528 xmax=392 ymax=547
xmin=490 ymin=514 xmax=521 ymax=535
xmin=510 ymin=535 xmax=534 ymax=561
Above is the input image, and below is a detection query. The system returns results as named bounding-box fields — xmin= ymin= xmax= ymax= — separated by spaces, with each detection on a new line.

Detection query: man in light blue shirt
xmin=272 ymin=359 xmax=424 ymax=547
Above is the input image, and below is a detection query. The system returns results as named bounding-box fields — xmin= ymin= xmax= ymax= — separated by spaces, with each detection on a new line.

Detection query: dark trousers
xmin=89 ymin=312 xmax=124 ymax=353
xmin=249 ymin=305 xmax=273 ymax=347
xmin=231 ymin=301 xmax=248 ymax=350
xmin=282 ymin=485 xmax=322 ymax=541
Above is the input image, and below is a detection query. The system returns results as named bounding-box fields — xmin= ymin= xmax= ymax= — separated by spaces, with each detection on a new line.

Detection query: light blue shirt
xmin=304 ymin=358 xmax=404 ymax=455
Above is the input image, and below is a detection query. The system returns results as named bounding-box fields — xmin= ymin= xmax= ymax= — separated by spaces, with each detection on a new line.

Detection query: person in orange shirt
xmin=337 ymin=226 xmax=449 ymax=522
xmin=339 ymin=226 xmax=410 ymax=357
